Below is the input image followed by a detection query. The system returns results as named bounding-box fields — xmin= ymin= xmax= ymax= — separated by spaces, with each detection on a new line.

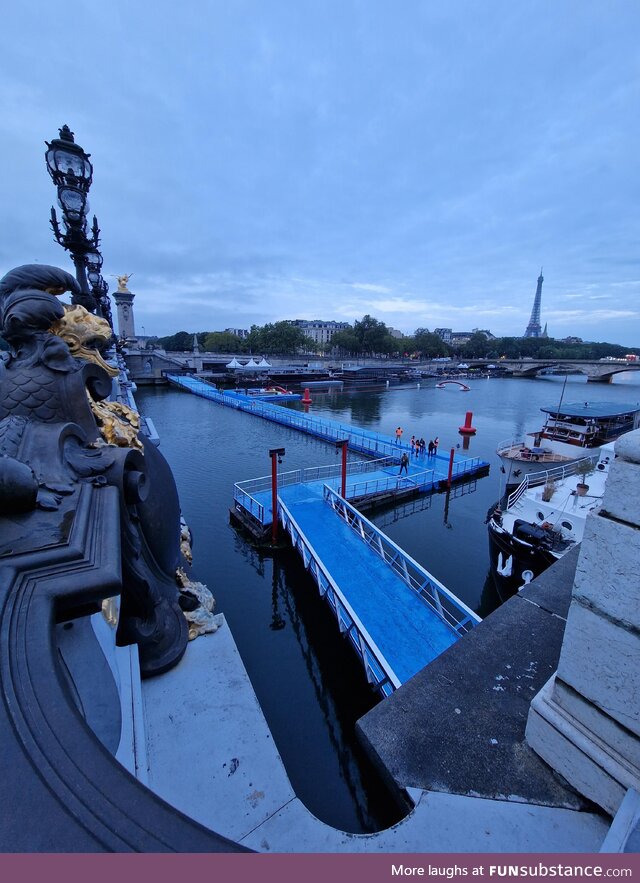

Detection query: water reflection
xmin=371 ymin=493 xmax=433 ymax=529
xmin=476 ymin=569 xmax=502 ymax=619
xmin=315 ymin=389 xmax=384 ymax=425
xmin=275 ymin=553 xmax=394 ymax=833
xmin=270 ymin=557 xmax=286 ymax=631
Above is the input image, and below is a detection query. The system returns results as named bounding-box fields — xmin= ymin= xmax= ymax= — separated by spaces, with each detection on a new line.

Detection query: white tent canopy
xmin=226 ymin=358 xmax=242 ymax=368
xmin=257 ymin=357 xmax=271 ymax=368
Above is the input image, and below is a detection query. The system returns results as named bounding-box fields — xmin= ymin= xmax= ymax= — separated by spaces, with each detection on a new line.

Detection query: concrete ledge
xmin=239 ymin=789 xmax=608 ymax=853
xmin=356 ymin=548 xmax=591 ymax=810
xmin=141 ymin=616 xmax=298 ymax=842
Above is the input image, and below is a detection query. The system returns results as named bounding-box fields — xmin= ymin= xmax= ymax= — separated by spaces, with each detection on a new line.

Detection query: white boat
xmin=496 ymin=400 xmax=640 ymax=486
xmin=488 ymin=441 xmax=615 ymax=600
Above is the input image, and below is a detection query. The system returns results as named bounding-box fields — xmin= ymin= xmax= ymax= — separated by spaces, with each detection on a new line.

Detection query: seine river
xmin=136 ymin=371 xmax=639 ymax=834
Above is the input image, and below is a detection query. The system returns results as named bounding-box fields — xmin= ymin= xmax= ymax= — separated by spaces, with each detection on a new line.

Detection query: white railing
xmin=234 ymin=456 xmax=398 ymax=500
xmin=347 ymin=467 xmax=437 ymax=499
xmin=322 ymin=486 xmax=480 ymax=635
xmin=506 ymin=454 xmax=600 ymax=509
xmin=233 ymin=456 xmax=444 ymax=515
xmin=496 ymin=436 xmax=525 ymax=455
xmin=234 ymin=487 xmax=265 ymax=523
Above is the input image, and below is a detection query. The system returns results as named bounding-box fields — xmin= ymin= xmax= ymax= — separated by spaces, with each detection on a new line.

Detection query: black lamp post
xmin=45 ymin=124 xmax=113 ymax=329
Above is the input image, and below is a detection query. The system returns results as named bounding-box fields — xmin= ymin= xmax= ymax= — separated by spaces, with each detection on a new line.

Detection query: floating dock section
xmin=231 ymin=462 xmax=481 ymax=694
xmin=279 ymin=484 xmax=479 ymax=694
xmin=168 ymin=373 xmax=489 ymax=488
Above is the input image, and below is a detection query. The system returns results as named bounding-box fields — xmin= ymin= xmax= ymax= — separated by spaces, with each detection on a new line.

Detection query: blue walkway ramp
xmin=278 ymin=485 xmax=480 ymax=694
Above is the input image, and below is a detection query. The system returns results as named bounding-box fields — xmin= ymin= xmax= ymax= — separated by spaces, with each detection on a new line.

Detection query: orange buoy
xmin=459 ymin=411 xmax=477 ymax=435
xmin=302 ymin=387 xmax=312 ymax=404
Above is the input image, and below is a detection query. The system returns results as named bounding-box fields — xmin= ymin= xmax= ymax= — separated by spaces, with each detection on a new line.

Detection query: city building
xmin=225 ymin=328 xmax=249 ymax=339
xmin=434 ymin=328 xmax=452 ymax=343
xmin=291 ymin=319 xmax=351 ymax=347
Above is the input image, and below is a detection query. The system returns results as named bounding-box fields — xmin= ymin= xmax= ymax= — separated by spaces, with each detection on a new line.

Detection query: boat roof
xmin=540 ymin=401 xmax=640 ymax=419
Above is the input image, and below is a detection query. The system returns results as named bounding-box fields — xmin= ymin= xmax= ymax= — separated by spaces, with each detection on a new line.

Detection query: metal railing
xmin=496 ymin=436 xmax=569 ymax=462
xmin=234 ymin=487 xmax=265 ymax=523
xmin=233 ymin=457 xmax=443 ymax=518
xmin=347 ymin=466 xmax=437 ymax=499
xmin=322 ymin=485 xmax=480 ymax=636
xmin=234 ymin=456 xmax=398 ymax=499
xmin=506 ymin=454 xmax=600 ymax=509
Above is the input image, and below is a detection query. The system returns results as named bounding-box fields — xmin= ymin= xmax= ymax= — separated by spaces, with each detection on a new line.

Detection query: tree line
xmin=150 ymin=317 xmax=451 ymax=357
xmin=147 ymin=318 xmax=638 ymax=361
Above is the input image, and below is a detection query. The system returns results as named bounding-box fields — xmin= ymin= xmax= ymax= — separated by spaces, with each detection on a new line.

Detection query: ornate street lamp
xmin=45 ymin=124 xmax=113 ymax=329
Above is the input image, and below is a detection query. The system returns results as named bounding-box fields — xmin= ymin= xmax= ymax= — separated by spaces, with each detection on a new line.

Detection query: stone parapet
xmin=526 ymin=429 xmax=640 ymax=816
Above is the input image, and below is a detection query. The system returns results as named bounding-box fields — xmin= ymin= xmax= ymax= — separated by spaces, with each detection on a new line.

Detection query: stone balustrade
xmin=526 ymin=429 xmax=640 ymax=815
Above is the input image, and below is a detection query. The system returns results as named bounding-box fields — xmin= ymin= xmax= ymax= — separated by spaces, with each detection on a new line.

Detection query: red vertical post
xmin=447 ymin=447 xmax=455 ymax=489
xmin=271 ymin=453 xmax=278 ymax=545
xmin=269 ymin=447 xmax=285 ymax=545
xmin=341 ymin=441 xmax=348 ymax=499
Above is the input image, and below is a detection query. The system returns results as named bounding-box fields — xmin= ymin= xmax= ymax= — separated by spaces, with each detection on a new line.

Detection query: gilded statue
xmin=115 ymin=273 xmax=133 ymax=292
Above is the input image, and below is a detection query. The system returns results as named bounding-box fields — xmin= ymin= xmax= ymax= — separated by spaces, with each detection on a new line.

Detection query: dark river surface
xmin=136 ymin=371 xmax=640 ymax=834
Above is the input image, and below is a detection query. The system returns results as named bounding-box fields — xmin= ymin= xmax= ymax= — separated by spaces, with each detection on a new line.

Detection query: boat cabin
xmin=538 ymin=401 xmax=640 ymax=449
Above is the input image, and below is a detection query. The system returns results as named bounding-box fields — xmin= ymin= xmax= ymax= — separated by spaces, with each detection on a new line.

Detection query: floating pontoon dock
xmin=168 ymin=374 xmax=482 ymax=691
xmin=168 ymin=374 xmax=489 ymax=492
xmin=232 ymin=470 xmax=480 ymax=693
xmin=280 ymin=484 xmax=479 ymax=694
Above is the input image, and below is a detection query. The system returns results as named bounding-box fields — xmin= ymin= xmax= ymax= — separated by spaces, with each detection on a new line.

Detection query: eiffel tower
xmin=524 ymin=269 xmax=544 ymax=338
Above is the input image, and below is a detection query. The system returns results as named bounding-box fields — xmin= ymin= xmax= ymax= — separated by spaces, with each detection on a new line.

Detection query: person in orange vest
xmin=395 ymin=426 xmax=403 ymax=445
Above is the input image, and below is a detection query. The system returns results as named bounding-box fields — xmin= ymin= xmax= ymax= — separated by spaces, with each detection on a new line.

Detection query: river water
xmin=136 ymin=372 xmax=639 ymax=834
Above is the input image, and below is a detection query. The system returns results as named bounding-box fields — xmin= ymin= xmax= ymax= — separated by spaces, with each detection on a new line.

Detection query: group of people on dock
xmin=396 ymin=427 xmax=439 ymax=474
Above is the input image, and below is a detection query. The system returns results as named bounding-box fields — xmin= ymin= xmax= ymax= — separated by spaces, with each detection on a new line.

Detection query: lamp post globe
xmin=45 ymin=124 xmax=93 ymax=191
xmin=45 ymin=124 xmax=113 ymax=328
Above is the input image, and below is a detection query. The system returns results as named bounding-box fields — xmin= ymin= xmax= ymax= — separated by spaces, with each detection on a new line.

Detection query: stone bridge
xmin=467 ymin=359 xmax=640 ymax=383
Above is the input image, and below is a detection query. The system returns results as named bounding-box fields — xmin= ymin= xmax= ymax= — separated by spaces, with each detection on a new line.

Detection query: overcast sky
xmin=1 ymin=1 xmax=639 ymax=344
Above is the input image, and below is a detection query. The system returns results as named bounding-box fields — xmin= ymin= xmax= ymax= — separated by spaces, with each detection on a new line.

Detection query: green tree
xmin=330 ymin=328 xmax=361 ymax=355
xmin=203 ymin=331 xmax=248 ymax=353
xmin=246 ymin=321 xmax=307 ymax=355
xmin=413 ymin=328 xmax=448 ymax=358
xmin=157 ymin=331 xmax=194 ymax=351
xmin=352 ymin=315 xmax=396 ymax=355
xmin=462 ymin=332 xmax=492 ymax=358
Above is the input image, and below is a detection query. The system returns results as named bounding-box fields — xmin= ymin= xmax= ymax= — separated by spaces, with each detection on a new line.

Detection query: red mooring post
xmin=302 ymin=387 xmax=312 ymax=404
xmin=269 ymin=447 xmax=285 ymax=544
xmin=341 ymin=441 xmax=348 ymax=499
xmin=458 ymin=411 xmax=477 ymax=435
xmin=271 ymin=453 xmax=278 ymax=545
xmin=447 ymin=447 xmax=455 ymax=489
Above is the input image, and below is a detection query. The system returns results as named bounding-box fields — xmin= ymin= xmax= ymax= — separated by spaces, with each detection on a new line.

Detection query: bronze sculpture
xmin=0 ymin=264 xmax=189 ymax=676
